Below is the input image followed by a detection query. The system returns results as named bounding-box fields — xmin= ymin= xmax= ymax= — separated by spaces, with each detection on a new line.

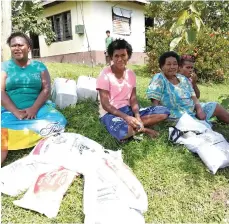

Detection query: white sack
xmin=76 ymin=76 xmax=97 ymax=101
xmin=83 ymin=153 xmax=148 ymax=224
xmin=14 ymin=167 xmax=77 ymax=218
xmin=30 ymin=133 xmax=120 ymax=174
xmin=1 ymin=156 xmax=58 ymax=196
xmin=51 ymin=78 xmax=77 ymax=109
xmin=169 ymin=113 xmax=229 ymax=174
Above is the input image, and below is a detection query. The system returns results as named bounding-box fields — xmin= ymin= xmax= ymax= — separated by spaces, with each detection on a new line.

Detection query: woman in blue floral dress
xmin=146 ymin=51 xmax=229 ymax=127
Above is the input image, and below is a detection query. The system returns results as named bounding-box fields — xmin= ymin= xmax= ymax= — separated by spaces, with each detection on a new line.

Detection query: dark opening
xmin=145 ymin=17 xmax=154 ymax=47
xmin=30 ymin=33 xmax=40 ymax=58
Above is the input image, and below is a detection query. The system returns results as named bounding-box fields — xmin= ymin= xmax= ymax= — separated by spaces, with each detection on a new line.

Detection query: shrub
xmin=146 ymin=27 xmax=229 ymax=83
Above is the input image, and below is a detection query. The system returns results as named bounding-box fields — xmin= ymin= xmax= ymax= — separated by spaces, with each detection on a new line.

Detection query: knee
xmin=1 ymin=150 xmax=8 ymax=165
xmin=158 ymin=113 xmax=169 ymax=121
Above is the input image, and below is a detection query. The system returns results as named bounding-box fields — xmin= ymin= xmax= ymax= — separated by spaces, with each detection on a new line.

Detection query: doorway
xmin=30 ymin=33 xmax=40 ymax=58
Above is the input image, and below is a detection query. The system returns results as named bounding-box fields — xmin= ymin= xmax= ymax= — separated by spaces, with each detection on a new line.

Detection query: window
xmin=48 ymin=11 xmax=72 ymax=42
xmin=112 ymin=7 xmax=132 ymax=36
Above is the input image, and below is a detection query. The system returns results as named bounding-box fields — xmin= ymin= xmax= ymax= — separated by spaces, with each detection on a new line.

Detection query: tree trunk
xmin=1 ymin=0 xmax=12 ymax=62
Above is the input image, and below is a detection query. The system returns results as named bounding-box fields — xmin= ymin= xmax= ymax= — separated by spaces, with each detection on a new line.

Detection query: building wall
xmin=39 ymin=1 xmax=147 ymax=64
xmin=85 ymin=1 xmax=146 ymax=53
xmin=39 ymin=51 xmax=147 ymax=65
xmin=39 ymin=1 xmax=92 ymax=57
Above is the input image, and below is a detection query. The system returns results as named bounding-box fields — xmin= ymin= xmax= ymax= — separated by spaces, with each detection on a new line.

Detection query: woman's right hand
xmin=14 ymin=110 xmax=26 ymax=120
xmin=191 ymin=73 xmax=198 ymax=85
xmin=196 ymin=108 xmax=206 ymax=120
xmin=125 ymin=115 xmax=142 ymax=129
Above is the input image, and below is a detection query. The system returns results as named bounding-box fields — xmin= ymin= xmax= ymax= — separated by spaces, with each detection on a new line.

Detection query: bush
xmin=146 ymin=27 xmax=229 ymax=83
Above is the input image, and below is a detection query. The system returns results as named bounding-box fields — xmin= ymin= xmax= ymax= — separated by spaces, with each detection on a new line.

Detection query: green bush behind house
xmin=146 ymin=27 xmax=229 ymax=83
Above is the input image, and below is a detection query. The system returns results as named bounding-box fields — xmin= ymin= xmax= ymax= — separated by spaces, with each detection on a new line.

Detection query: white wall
xmin=39 ymin=1 xmax=93 ymax=57
xmin=39 ymin=1 xmax=146 ymax=57
xmin=85 ymin=1 xmax=146 ymax=52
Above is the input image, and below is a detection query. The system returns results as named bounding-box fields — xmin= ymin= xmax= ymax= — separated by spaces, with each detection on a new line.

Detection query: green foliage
xmin=145 ymin=1 xmax=204 ymax=49
xmin=146 ymin=27 xmax=229 ymax=83
xmin=12 ymin=0 xmax=55 ymax=45
xmin=219 ymin=95 xmax=229 ymax=110
xmin=145 ymin=28 xmax=172 ymax=74
xmin=145 ymin=1 xmax=229 ymax=50
xmin=200 ymin=1 xmax=229 ymax=33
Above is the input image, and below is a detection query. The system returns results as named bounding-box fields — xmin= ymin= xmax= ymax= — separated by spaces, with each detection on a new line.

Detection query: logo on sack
xmin=40 ymin=122 xmax=64 ymax=136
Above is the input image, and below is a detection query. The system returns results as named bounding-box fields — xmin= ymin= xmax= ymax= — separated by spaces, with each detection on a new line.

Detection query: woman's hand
xmin=14 ymin=110 xmax=27 ymax=120
xmin=125 ymin=115 xmax=142 ymax=129
xmin=135 ymin=114 xmax=144 ymax=132
xmin=196 ymin=108 xmax=206 ymax=120
xmin=191 ymin=73 xmax=198 ymax=85
xmin=24 ymin=106 xmax=38 ymax=119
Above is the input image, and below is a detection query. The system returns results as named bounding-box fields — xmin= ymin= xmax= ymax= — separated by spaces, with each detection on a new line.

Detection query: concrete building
xmin=35 ymin=0 xmax=149 ymax=65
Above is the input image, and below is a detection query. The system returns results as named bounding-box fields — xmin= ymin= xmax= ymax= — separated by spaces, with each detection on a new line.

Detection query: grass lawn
xmin=2 ymin=63 xmax=229 ymax=223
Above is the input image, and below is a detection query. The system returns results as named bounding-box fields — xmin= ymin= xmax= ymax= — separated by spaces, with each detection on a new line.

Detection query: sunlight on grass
xmin=1 ymin=63 xmax=229 ymax=223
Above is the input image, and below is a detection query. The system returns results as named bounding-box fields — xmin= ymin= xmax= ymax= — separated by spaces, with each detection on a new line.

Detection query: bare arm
xmin=99 ymin=89 xmax=129 ymax=120
xmin=99 ymin=89 xmax=140 ymax=128
xmin=32 ymin=69 xmax=51 ymax=110
xmin=1 ymin=71 xmax=25 ymax=119
xmin=1 ymin=71 xmax=18 ymax=113
xmin=191 ymin=95 xmax=206 ymax=120
xmin=192 ymin=83 xmax=200 ymax=99
xmin=191 ymin=73 xmax=200 ymax=98
xmin=129 ymin=88 xmax=140 ymax=116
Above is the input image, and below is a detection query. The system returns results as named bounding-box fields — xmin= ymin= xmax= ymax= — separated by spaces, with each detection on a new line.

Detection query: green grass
xmin=2 ymin=63 xmax=229 ymax=223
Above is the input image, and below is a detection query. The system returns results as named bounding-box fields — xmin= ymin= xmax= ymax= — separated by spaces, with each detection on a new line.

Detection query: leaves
xmin=189 ymin=3 xmax=199 ymax=15
xmin=194 ymin=17 xmax=202 ymax=32
xmin=12 ymin=0 xmax=55 ymax=45
xmin=185 ymin=27 xmax=197 ymax=44
xmin=170 ymin=36 xmax=182 ymax=50
xmin=146 ymin=1 xmax=229 ymax=47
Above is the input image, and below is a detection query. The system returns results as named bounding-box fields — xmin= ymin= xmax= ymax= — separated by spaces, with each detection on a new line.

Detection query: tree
xmin=1 ymin=0 xmax=11 ymax=61
xmin=12 ymin=0 xmax=55 ymax=45
xmin=145 ymin=1 xmax=229 ymax=49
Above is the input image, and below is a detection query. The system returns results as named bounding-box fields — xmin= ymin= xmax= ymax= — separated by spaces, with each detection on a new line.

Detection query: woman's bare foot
xmin=143 ymin=128 xmax=159 ymax=138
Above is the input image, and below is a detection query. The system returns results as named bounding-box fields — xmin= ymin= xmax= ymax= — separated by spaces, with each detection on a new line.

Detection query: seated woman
xmin=96 ymin=39 xmax=170 ymax=142
xmin=146 ymin=51 xmax=229 ymax=127
xmin=1 ymin=32 xmax=67 ymax=164
xmin=179 ymin=54 xmax=200 ymax=98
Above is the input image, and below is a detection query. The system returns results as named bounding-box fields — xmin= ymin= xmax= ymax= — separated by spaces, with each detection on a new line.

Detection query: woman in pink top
xmin=96 ymin=39 xmax=170 ymax=141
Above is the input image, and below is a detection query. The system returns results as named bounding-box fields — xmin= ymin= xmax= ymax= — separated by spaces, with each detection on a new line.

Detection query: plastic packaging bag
xmin=76 ymin=76 xmax=97 ymax=101
xmin=169 ymin=113 xmax=229 ymax=174
xmin=51 ymin=78 xmax=77 ymax=109
xmin=14 ymin=166 xmax=77 ymax=218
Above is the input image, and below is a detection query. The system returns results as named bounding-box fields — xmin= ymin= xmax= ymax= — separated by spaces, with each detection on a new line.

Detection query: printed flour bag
xmin=30 ymin=133 xmax=106 ymax=172
xmin=169 ymin=113 xmax=229 ymax=174
xmin=1 ymin=156 xmax=57 ymax=196
xmin=197 ymin=133 xmax=229 ymax=174
xmin=14 ymin=167 xmax=77 ymax=218
xmin=83 ymin=153 xmax=148 ymax=224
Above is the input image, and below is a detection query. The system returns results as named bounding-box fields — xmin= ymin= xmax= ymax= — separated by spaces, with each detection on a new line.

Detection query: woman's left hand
xmin=196 ymin=109 xmax=206 ymax=120
xmin=135 ymin=114 xmax=144 ymax=132
xmin=24 ymin=107 xmax=38 ymax=119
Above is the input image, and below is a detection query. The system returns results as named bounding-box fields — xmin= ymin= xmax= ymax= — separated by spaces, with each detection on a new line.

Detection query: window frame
xmin=112 ymin=7 xmax=132 ymax=36
xmin=48 ymin=10 xmax=72 ymax=42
